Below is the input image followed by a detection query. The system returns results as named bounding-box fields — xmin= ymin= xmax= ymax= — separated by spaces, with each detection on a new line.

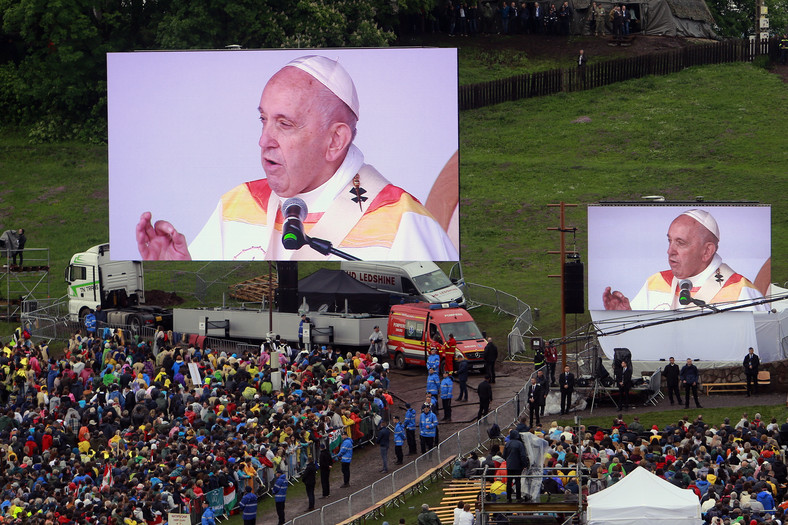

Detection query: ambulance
xmin=386 ymin=302 xmax=486 ymax=372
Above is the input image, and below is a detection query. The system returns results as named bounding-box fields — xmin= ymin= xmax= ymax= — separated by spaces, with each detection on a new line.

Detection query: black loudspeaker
xmin=563 ymin=258 xmax=585 ymax=314
xmin=276 ymin=288 xmax=299 ymax=314
xmin=277 ymin=262 xmax=299 ymax=288
xmin=276 ymin=262 xmax=299 ymax=313
xmin=613 ymin=347 xmax=632 ymax=375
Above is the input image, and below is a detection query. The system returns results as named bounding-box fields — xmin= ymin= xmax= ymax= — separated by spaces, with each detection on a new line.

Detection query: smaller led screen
xmin=108 ymin=48 xmax=459 ymax=262
xmin=588 ymin=205 xmax=771 ymax=311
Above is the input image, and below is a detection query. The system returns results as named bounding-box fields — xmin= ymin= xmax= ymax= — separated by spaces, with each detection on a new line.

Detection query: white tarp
xmin=587 ymin=466 xmax=702 ymax=525
xmin=591 ymin=309 xmax=758 ymax=361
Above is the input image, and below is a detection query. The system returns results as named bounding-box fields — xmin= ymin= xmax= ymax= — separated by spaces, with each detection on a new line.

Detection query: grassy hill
xmin=1 ymin=57 xmax=786 ymax=345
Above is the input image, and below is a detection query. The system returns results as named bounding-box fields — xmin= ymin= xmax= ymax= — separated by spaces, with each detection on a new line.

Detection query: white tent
xmin=587 ymin=467 xmax=702 ymax=525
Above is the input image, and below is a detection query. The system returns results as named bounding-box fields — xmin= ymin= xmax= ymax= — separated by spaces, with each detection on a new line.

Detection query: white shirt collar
xmin=275 ymin=144 xmax=364 ymax=214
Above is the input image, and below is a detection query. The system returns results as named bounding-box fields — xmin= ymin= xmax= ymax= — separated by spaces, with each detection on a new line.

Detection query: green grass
xmin=459 ymin=61 xmax=788 ymax=337
xmin=1 ymin=61 xmax=787 ymax=344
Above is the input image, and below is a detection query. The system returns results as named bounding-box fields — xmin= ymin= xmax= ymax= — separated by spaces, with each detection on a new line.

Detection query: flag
xmin=223 ymin=482 xmax=237 ymax=513
xmin=328 ymin=429 xmax=343 ymax=455
xmin=101 ymin=464 xmax=113 ymax=490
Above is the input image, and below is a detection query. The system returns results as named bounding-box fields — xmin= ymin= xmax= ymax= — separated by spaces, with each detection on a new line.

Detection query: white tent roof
xmin=587 ymin=467 xmax=702 ymax=525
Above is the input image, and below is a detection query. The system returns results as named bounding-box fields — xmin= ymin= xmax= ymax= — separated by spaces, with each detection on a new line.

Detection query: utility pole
xmin=547 ymin=202 xmax=579 ymax=369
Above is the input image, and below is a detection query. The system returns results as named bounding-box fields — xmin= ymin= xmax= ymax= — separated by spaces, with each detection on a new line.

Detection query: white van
xmin=341 ymin=261 xmax=466 ymax=307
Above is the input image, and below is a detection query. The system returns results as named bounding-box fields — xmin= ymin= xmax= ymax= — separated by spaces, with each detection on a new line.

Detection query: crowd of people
xmin=401 ymin=1 xmax=639 ymax=38
xmin=0 ymin=326 xmax=397 ymax=524
xmin=448 ymin=412 xmax=788 ymax=524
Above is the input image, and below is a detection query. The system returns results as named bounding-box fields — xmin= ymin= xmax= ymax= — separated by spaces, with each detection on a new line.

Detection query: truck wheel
xmin=394 ymin=352 xmax=407 ymax=370
xmin=439 ymin=359 xmax=445 ymax=376
xmin=129 ymin=315 xmax=143 ymax=334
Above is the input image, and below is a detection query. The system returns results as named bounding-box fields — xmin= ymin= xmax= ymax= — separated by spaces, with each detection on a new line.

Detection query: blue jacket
xmin=404 ymin=408 xmax=417 ymax=430
xmin=427 ymin=353 xmax=440 ymax=371
xmin=757 ymin=490 xmax=776 ymax=512
xmin=394 ymin=422 xmax=406 ymax=445
xmin=420 ymin=411 xmax=438 ymax=437
xmin=440 ymin=377 xmax=454 ymax=399
xmin=240 ymin=491 xmax=258 ymax=520
xmin=273 ymin=474 xmax=288 ymax=502
xmin=339 ymin=437 xmax=354 ymax=463
xmin=426 ymin=372 xmax=440 ymax=395
xmin=201 ymin=506 xmax=217 ymax=525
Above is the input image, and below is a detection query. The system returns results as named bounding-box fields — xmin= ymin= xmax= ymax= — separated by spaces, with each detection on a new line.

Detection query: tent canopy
xmin=587 ymin=467 xmax=702 ymax=524
xmin=298 ymin=269 xmax=390 ymax=315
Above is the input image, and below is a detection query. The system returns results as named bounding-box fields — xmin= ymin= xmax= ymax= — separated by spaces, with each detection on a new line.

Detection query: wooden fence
xmin=459 ymin=37 xmax=779 ymax=110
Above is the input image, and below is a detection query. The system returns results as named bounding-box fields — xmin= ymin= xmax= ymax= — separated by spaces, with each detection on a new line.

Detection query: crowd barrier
xmin=289 ymin=381 xmax=533 ymax=525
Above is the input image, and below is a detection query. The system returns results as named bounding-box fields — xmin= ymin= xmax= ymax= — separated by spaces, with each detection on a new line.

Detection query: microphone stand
xmin=282 ymin=221 xmax=361 ymax=260
xmin=302 ymin=235 xmax=361 ymax=261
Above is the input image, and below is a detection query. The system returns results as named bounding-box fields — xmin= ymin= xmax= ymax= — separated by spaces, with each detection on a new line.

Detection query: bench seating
xmin=703 ymin=371 xmax=771 ymax=396
xmin=336 ymin=455 xmax=456 ymax=525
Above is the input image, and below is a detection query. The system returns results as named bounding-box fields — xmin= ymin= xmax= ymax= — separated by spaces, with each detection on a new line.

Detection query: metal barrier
xmin=459 ymin=281 xmax=535 ymax=359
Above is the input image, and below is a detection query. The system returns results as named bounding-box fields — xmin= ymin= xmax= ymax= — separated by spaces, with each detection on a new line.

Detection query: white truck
xmin=65 ymin=244 xmax=172 ymax=332
xmin=340 ymin=261 xmax=466 ymax=307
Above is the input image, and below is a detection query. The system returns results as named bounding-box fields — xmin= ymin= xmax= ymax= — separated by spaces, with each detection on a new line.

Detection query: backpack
xmin=488 ymin=423 xmax=501 ymax=439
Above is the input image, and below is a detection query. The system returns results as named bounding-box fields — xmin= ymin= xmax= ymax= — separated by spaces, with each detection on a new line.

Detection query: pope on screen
xmin=602 ymin=209 xmax=767 ymax=311
xmin=136 ymin=55 xmax=458 ymax=262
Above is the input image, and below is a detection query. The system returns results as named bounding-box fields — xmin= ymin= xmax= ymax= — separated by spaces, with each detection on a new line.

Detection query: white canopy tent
xmin=587 ymin=467 xmax=702 ymax=525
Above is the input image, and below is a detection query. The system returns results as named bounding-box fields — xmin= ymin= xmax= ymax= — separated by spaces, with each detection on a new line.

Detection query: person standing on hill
xmin=594 ymin=2 xmax=606 ymax=35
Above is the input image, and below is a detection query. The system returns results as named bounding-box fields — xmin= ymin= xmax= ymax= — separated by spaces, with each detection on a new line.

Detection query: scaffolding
xmin=0 ymin=248 xmax=50 ymax=321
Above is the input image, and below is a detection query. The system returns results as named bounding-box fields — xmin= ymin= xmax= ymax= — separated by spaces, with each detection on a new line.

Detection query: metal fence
xmin=459 ymin=37 xmax=780 ymax=110
xmin=290 ymin=379 xmax=534 ymax=525
xmin=460 ymin=281 xmax=535 ymax=360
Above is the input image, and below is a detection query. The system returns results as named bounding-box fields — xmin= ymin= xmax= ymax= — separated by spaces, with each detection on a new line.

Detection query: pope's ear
xmin=325 ymin=122 xmax=353 ymax=163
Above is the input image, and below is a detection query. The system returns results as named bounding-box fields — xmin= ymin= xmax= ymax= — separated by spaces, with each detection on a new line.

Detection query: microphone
xmin=678 ymin=279 xmax=692 ymax=306
xmin=281 ymin=198 xmax=307 ymax=250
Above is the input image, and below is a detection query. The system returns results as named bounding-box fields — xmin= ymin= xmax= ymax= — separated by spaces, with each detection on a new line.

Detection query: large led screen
xmin=588 ymin=204 xmax=771 ymax=312
xmin=108 ymin=48 xmax=459 ymax=262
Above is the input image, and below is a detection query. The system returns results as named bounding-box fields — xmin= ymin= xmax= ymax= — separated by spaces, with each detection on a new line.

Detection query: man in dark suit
xmin=476 ymin=375 xmax=493 ymax=420
xmin=616 ymin=360 xmax=632 ymax=410
xmin=577 ymin=49 xmax=587 ymax=85
xmin=664 ymin=356 xmax=682 ymax=405
xmin=559 ymin=365 xmax=575 ymax=415
xmin=483 ymin=337 xmax=498 ymax=383
xmin=527 ymin=376 xmax=542 ymax=427
xmin=743 ymin=347 xmax=760 ymax=397
xmin=532 ymin=2 xmax=544 ymax=33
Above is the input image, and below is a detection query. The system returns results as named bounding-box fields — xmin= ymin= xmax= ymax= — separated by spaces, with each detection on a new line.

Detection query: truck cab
xmin=66 ymin=244 xmax=170 ymax=331
xmin=387 ymin=302 xmax=486 ymax=372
